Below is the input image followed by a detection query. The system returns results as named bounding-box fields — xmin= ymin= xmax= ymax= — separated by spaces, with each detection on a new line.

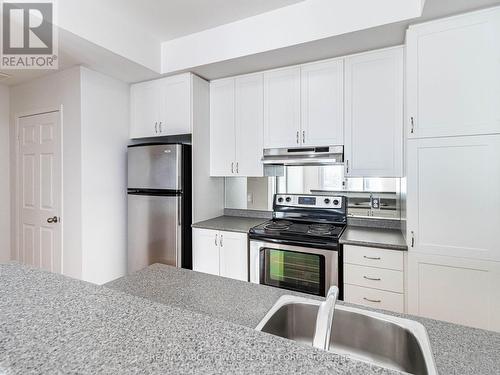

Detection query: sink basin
xmin=255 ymin=296 xmax=437 ymax=375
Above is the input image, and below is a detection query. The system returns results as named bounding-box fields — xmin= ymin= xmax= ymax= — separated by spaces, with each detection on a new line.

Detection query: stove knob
xmin=333 ymin=199 xmax=340 ymax=206
xmin=285 ymin=197 xmax=292 ymax=203
xmin=324 ymin=198 xmax=331 ymax=204
xmin=277 ymin=197 xmax=284 ymax=203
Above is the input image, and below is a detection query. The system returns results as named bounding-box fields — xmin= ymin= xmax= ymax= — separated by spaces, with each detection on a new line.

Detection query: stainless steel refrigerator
xmin=127 ymin=144 xmax=192 ymax=274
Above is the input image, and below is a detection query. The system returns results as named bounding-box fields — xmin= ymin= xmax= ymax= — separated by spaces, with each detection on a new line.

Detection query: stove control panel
xmin=275 ymin=194 xmax=343 ymax=209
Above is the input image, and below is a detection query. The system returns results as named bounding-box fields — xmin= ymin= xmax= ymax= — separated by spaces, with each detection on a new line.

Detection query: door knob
xmin=47 ymin=216 xmax=58 ymax=224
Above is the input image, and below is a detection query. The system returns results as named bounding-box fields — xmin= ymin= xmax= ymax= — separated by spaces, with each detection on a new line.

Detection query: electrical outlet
xmin=371 ymin=197 xmax=380 ymax=210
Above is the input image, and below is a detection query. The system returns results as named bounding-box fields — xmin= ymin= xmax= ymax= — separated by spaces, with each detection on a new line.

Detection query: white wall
xmin=0 ymin=85 xmax=10 ymax=262
xmin=161 ymin=0 xmax=423 ymax=73
xmin=10 ymin=67 xmax=83 ymax=278
xmin=192 ymin=76 xmax=224 ymax=222
xmin=80 ymin=67 xmax=129 ymax=284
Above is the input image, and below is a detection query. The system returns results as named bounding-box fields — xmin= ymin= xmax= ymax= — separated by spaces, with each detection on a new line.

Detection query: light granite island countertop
xmin=107 ymin=264 xmax=500 ymax=375
xmin=2 ymin=263 xmax=499 ymax=374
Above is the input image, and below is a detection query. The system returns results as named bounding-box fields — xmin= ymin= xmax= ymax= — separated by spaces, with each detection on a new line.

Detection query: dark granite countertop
xmin=340 ymin=226 xmax=408 ymax=251
xmin=192 ymin=215 xmax=267 ymax=233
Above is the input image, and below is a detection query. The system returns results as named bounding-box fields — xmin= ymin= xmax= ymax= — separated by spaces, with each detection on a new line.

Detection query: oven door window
xmin=260 ymin=248 xmax=325 ymax=296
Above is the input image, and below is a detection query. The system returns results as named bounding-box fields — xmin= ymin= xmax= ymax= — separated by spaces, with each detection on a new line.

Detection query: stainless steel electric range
xmin=249 ymin=194 xmax=347 ymax=299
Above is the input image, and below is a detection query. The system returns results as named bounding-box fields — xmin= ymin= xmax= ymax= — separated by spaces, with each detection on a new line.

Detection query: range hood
xmin=262 ymin=146 xmax=344 ymax=166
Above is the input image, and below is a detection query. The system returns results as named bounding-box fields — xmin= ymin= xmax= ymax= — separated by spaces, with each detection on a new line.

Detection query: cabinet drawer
xmin=344 ymin=284 xmax=404 ymax=313
xmin=344 ymin=264 xmax=404 ymax=293
xmin=344 ymin=245 xmax=404 ymax=271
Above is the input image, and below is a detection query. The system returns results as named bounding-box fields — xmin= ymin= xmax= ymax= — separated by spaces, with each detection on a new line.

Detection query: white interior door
xmin=18 ymin=111 xmax=62 ymax=273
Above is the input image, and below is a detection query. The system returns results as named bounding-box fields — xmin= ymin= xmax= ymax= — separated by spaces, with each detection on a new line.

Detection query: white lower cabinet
xmin=193 ymin=228 xmax=248 ymax=281
xmin=407 ymin=252 xmax=500 ymax=332
xmin=343 ymin=245 xmax=406 ymax=313
xmin=219 ymin=231 xmax=249 ymax=281
xmin=192 ymin=228 xmax=220 ymax=276
xmin=344 ymin=285 xmax=405 ymax=313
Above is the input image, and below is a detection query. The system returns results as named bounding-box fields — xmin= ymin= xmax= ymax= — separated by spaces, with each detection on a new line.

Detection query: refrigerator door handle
xmin=177 ymin=196 xmax=182 ymax=227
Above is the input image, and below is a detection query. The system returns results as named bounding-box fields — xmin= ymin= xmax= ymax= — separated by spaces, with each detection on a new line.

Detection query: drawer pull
xmin=363 ymin=276 xmax=381 ymax=281
xmin=363 ymin=256 xmax=381 ymax=260
xmin=363 ymin=297 xmax=382 ymax=303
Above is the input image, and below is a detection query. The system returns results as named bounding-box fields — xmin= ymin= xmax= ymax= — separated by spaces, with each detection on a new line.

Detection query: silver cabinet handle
xmin=363 ymin=256 xmax=381 ymax=260
xmin=411 ymin=231 xmax=415 ymax=247
xmin=231 ymin=162 xmax=234 ymax=174
xmin=159 ymin=122 xmax=163 ymax=133
xmin=236 ymin=162 xmax=239 ymax=174
xmin=296 ymin=131 xmax=299 ymax=144
xmin=220 ymin=235 xmax=223 ymax=247
xmin=346 ymin=160 xmax=349 ymax=174
xmin=363 ymin=276 xmax=381 ymax=281
xmin=410 ymin=117 xmax=415 ymax=134
xmin=215 ymin=234 xmax=218 ymax=247
xmin=363 ymin=297 xmax=381 ymax=303
xmin=155 ymin=122 xmax=158 ymax=134
xmin=302 ymin=130 xmax=305 ymax=144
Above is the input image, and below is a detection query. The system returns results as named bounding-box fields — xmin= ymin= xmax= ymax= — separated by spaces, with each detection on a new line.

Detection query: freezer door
xmin=128 ymin=193 xmax=182 ymax=273
xmin=128 ymin=144 xmax=183 ymax=190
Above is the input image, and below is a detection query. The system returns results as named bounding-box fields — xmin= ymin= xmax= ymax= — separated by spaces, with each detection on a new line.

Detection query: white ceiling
xmin=2 ymin=0 xmax=499 ymax=86
xmin=189 ymin=0 xmax=500 ymax=80
xmin=101 ymin=0 xmax=305 ymax=41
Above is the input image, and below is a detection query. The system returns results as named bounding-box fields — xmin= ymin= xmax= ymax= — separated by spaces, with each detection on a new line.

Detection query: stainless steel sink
xmin=255 ymin=295 xmax=437 ymax=375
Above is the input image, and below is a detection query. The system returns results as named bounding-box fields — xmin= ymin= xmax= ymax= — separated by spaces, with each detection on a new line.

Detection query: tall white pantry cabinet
xmin=406 ymin=7 xmax=500 ymax=332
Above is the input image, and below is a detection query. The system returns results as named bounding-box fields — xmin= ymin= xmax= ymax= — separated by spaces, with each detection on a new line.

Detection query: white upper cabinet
xmin=130 ymin=73 xmax=192 ymax=138
xmin=301 ymin=59 xmax=344 ymax=147
xmin=235 ymin=74 xmax=264 ymax=177
xmin=130 ymin=80 xmax=162 ymax=138
xmin=162 ymin=74 xmax=192 ymax=135
xmin=210 ymin=73 xmax=264 ymax=177
xmin=344 ymin=47 xmax=404 ymax=177
xmin=407 ymin=135 xmax=500 ymax=262
xmin=263 ymin=67 xmax=301 ymax=148
xmin=407 ymin=8 xmax=500 ymax=138
xmin=210 ymin=78 xmax=235 ymax=176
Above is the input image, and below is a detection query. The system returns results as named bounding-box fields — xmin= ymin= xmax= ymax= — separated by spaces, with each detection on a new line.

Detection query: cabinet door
xmin=407 ymin=135 xmax=500 ymax=261
xmin=130 ymin=80 xmax=161 ymax=138
xmin=219 ymin=231 xmax=248 ymax=281
xmin=407 ymin=9 xmax=500 ymax=138
xmin=301 ymin=59 xmax=344 ymax=147
xmin=263 ymin=67 xmax=301 ymax=148
xmin=161 ymin=74 xmax=192 ymax=135
xmin=407 ymin=253 xmax=500 ymax=331
xmin=235 ymin=73 xmax=264 ymax=177
xmin=345 ymin=47 xmax=403 ymax=177
xmin=210 ymin=78 xmax=236 ymax=176
xmin=192 ymin=229 xmax=220 ymax=276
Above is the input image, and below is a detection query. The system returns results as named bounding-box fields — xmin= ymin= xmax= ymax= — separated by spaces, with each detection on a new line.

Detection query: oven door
xmin=249 ymin=240 xmax=338 ymax=297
